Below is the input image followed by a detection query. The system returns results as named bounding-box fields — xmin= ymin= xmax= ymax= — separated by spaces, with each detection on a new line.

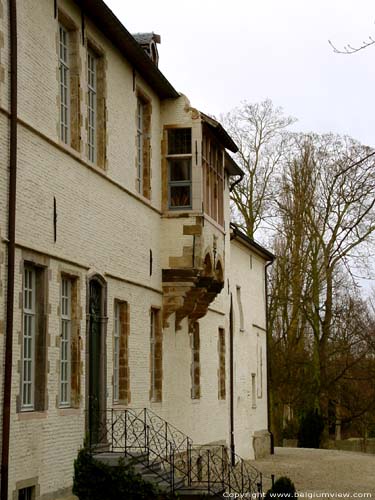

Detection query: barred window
xmin=22 ymin=267 xmax=36 ymax=409
xmin=87 ymin=49 xmax=97 ymax=163
xmin=59 ymin=24 xmax=70 ymax=144
xmin=60 ymin=278 xmax=72 ymax=406
xmin=137 ymin=98 xmax=144 ymax=193
xmin=113 ymin=302 xmax=120 ymax=402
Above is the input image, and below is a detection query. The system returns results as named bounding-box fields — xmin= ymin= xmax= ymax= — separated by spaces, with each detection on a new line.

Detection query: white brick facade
xmin=0 ymin=1 xmax=272 ymax=498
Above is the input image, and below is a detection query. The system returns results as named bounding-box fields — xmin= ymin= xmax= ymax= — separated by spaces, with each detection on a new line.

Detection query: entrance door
xmin=88 ymin=278 xmax=104 ymax=444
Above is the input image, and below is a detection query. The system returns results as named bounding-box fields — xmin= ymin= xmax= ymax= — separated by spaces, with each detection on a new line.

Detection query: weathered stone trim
xmin=190 ymin=322 xmax=200 ymax=399
xmin=57 ymin=9 xmax=82 ymax=152
xmin=13 ymin=477 xmax=40 ymax=500
xmin=17 ymin=250 xmax=51 ymax=413
xmin=150 ymin=307 xmax=162 ymax=402
xmin=85 ymin=35 xmax=107 ymax=169
xmin=56 ymin=270 xmax=82 ymax=409
xmin=136 ymin=86 xmax=152 ymax=199
xmin=113 ymin=300 xmax=130 ymax=405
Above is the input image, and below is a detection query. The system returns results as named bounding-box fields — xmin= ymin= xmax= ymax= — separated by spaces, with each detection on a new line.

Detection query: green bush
xmin=297 ymin=409 xmax=324 ymax=448
xmin=73 ymin=448 xmax=176 ymax=500
xmin=265 ymin=476 xmax=296 ymax=499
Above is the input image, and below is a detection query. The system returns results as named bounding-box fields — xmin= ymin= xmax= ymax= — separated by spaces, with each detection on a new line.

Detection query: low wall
xmin=329 ymin=438 xmax=375 ymax=454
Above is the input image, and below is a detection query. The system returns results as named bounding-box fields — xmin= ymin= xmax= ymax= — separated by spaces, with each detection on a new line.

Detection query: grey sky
xmin=106 ymin=0 xmax=375 ymax=148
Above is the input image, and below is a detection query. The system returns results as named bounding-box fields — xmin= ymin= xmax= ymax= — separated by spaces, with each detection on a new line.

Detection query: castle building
xmin=0 ymin=1 xmax=273 ymax=498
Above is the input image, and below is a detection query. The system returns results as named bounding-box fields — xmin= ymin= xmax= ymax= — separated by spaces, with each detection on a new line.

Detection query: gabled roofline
xmin=230 ymin=223 xmax=275 ymax=262
xmin=200 ymin=112 xmax=238 ymax=153
xmin=75 ymin=0 xmax=179 ymax=100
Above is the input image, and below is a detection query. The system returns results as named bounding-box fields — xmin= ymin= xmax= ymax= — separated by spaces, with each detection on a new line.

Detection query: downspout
xmin=265 ymin=260 xmax=274 ymax=454
xmin=1 ymin=1 xmax=18 ymax=498
xmin=229 ymin=172 xmax=244 ymax=193
xmin=229 ymin=293 xmax=235 ymax=465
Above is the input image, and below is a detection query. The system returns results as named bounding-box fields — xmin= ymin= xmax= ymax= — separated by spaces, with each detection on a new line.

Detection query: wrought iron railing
xmin=89 ymin=408 xmax=263 ymax=496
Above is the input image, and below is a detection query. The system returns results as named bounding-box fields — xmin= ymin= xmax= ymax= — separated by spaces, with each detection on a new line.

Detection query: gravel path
xmin=249 ymin=447 xmax=375 ymax=495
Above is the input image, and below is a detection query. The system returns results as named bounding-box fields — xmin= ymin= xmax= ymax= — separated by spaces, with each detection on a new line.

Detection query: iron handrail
xmin=88 ymin=408 xmax=263 ymax=496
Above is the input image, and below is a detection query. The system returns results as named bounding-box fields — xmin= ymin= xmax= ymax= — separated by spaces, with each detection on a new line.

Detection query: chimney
xmin=132 ymin=32 xmax=161 ymax=66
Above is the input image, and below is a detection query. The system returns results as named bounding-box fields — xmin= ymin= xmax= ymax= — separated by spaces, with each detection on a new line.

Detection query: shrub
xmin=265 ymin=476 xmax=296 ymax=499
xmin=73 ymin=448 xmax=176 ymax=500
xmin=297 ymin=409 xmax=324 ymax=448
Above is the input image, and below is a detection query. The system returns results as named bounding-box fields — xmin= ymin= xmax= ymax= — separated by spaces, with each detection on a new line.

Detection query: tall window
xmin=113 ymin=302 xmax=120 ymax=402
xmin=136 ymin=94 xmax=151 ymax=198
xmin=202 ymin=131 xmax=224 ymax=225
xmin=59 ymin=24 xmax=70 ymax=144
xmin=218 ymin=328 xmax=226 ymax=400
xmin=60 ymin=278 xmax=72 ymax=406
xmin=137 ymin=99 xmax=144 ymax=193
xmin=113 ymin=301 xmax=130 ymax=404
xmin=150 ymin=308 xmax=162 ymax=402
xmin=167 ymin=128 xmax=192 ymax=209
xmin=87 ymin=49 xmax=97 ymax=163
xmin=22 ymin=267 xmax=36 ymax=409
xmin=21 ymin=264 xmax=47 ymax=412
xmin=191 ymin=323 xmax=200 ymax=399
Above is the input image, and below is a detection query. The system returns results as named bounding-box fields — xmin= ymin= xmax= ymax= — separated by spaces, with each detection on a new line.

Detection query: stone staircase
xmin=89 ymin=408 xmax=263 ymax=498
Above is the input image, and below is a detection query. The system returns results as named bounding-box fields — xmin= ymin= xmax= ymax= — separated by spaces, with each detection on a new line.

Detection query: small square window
xmin=168 ymin=128 xmax=191 ymax=155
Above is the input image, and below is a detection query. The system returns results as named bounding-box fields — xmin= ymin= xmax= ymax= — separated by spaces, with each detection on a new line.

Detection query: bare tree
xmin=269 ymin=133 xmax=375 ymax=443
xmin=222 ymin=99 xmax=296 ymax=239
xmin=329 ymin=36 xmax=375 ymax=54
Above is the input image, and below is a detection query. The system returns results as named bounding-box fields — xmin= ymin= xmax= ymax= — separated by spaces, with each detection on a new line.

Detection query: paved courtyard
xmin=250 ymin=447 xmax=375 ymax=495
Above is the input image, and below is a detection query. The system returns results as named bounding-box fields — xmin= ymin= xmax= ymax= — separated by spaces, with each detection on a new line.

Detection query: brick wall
xmin=0 ymin=0 xmax=270 ymax=497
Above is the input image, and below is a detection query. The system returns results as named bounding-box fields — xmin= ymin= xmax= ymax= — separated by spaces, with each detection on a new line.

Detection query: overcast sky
xmin=106 ymin=0 xmax=375 ymax=148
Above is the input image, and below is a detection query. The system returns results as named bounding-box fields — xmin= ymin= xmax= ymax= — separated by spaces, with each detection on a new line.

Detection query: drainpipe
xmin=229 ymin=172 xmax=244 ymax=193
xmin=1 ymin=1 xmax=18 ymax=498
xmin=265 ymin=260 xmax=274 ymax=454
xmin=229 ymin=293 xmax=235 ymax=465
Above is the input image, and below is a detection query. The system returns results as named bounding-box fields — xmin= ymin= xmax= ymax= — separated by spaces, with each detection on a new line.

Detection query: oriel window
xmin=167 ymin=128 xmax=192 ymax=209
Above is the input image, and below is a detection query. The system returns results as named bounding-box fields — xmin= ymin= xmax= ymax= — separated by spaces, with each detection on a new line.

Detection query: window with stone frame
xmin=21 ymin=265 xmax=48 ymax=412
xmin=113 ymin=301 xmax=130 ymax=405
xmin=58 ymin=13 xmax=80 ymax=151
xmin=136 ymin=92 xmax=152 ymax=198
xmin=190 ymin=322 xmax=200 ymax=399
xmin=18 ymin=486 xmax=35 ymax=500
xmin=150 ymin=308 xmax=162 ymax=402
xmin=59 ymin=274 xmax=80 ymax=408
xmin=218 ymin=328 xmax=226 ymax=400
xmin=86 ymin=42 xmax=106 ymax=168
xmin=202 ymin=127 xmax=225 ymax=225
xmin=167 ymin=128 xmax=192 ymax=209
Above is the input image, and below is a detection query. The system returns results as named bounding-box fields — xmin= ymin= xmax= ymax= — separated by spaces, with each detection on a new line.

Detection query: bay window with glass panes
xmin=167 ymin=128 xmax=192 ymax=209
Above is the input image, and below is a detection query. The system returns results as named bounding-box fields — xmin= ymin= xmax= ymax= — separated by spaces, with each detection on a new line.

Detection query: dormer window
xmin=167 ymin=128 xmax=192 ymax=209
